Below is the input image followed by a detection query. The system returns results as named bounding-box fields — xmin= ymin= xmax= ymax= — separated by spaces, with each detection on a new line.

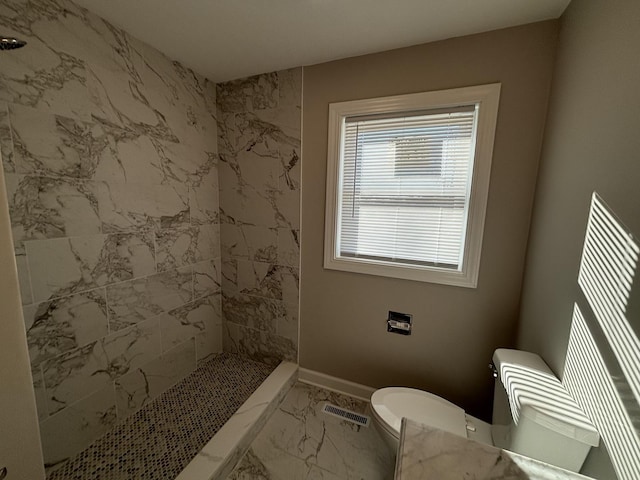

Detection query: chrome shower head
xmin=0 ymin=36 xmax=27 ymax=51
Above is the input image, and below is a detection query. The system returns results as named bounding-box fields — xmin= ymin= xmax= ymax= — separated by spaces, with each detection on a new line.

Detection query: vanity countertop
xmin=395 ymin=418 xmax=594 ymax=480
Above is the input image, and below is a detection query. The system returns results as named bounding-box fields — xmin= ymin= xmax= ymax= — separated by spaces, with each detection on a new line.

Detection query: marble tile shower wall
xmin=217 ymin=70 xmax=301 ymax=366
xmin=0 ymin=0 xmax=222 ymax=468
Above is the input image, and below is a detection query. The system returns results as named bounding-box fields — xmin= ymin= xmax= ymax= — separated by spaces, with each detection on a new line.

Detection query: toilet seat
xmin=371 ymin=387 xmax=468 ymax=439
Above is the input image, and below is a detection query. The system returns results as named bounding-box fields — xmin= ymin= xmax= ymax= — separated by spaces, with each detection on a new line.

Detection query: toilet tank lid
xmin=493 ymin=349 xmax=600 ymax=447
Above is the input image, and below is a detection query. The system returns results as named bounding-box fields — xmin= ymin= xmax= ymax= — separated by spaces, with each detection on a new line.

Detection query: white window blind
xmin=338 ymin=106 xmax=478 ymax=270
xmin=324 ymin=84 xmax=500 ymax=287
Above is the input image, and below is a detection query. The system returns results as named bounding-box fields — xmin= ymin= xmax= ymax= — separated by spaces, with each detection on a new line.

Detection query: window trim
xmin=324 ymin=83 xmax=501 ymax=287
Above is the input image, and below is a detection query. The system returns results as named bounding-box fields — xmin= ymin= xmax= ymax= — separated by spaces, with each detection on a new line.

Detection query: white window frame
xmin=324 ymin=83 xmax=501 ymax=287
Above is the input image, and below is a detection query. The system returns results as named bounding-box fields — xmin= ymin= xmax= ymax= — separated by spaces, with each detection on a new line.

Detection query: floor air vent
xmin=321 ymin=403 xmax=370 ymax=427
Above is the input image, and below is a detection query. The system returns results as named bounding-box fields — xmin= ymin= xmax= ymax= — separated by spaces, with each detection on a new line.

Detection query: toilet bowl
xmin=370 ymin=349 xmax=600 ymax=473
xmin=370 ymin=387 xmax=492 ymax=452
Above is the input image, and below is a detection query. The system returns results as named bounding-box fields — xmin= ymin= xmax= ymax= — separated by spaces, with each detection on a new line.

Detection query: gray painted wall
xmin=301 ymin=21 xmax=559 ymax=420
xmin=518 ymin=1 xmax=640 ymax=478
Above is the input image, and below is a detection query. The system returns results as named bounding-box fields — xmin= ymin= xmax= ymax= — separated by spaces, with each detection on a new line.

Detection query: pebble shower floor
xmin=47 ymin=353 xmax=274 ymax=480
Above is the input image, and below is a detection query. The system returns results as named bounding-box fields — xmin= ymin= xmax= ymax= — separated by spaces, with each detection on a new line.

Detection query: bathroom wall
xmin=0 ymin=0 xmax=221 ymax=468
xmin=0 ymin=165 xmax=45 ymax=478
xmin=216 ymin=70 xmax=302 ymax=365
xmin=300 ymin=21 xmax=559 ymax=419
xmin=517 ymin=0 xmax=640 ymax=477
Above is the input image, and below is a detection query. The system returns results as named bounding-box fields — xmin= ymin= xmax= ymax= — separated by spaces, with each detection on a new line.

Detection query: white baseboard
xmin=298 ymin=368 xmax=376 ymax=402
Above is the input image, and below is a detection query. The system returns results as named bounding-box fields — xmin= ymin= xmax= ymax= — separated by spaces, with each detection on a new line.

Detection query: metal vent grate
xmin=321 ymin=403 xmax=370 ymax=427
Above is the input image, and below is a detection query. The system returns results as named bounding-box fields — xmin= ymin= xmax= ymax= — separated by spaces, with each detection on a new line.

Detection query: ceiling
xmin=73 ymin=0 xmax=571 ymax=83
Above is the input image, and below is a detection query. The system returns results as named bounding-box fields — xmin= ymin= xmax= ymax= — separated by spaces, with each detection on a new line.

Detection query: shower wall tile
xmin=9 ymin=103 xmax=107 ymax=178
xmin=156 ymin=223 xmax=219 ymax=272
xmin=159 ymin=294 xmax=220 ymax=352
xmin=223 ymin=258 xmax=299 ymax=304
xmin=106 ymin=267 xmax=193 ymax=331
xmin=223 ymin=322 xmax=297 ymax=366
xmin=114 ymin=338 xmax=196 ymax=419
xmin=217 ymin=72 xmax=279 ymax=114
xmin=5 ymin=174 xmax=103 ymax=253
xmin=190 ymin=168 xmax=220 ymax=225
xmin=15 ymin=253 xmax=33 ymax=305
xmin=32 ymin=365 xmax=49 ymax=422
xmin=277 ymin=68 xmax=303 ymax=109
xmin=0 ymin=0 xmax=221 ymax=464
xmin=94 ymin=180 xmax=190 ymax=233
xmin=26 ymin=232 xmax=156 ymax=302
xmin=42 ymin=340 xmax=112 ymax=415
xmin=42 ymin=317 xmax=161 ymax=415
xmin=23 ymin=288 xmax=109 ymax=367
xmin=196 ymin=324 xmax=223 ymax=363
xmin=218 ymin=69 xmax=301 ymax=365
xmin=193 ymin=258 xmax=222 ymax=299
xmin=40 ymin=384 xmax=117 ymax=468
xmin=276 ymin=302 xmax=299 ymax=343
xmin=277 ymin=228 xmax=300 ymax=267
xmin=221 ymin=224 xmax=277 ymax=263
xmin=0 ymin=101 xmax=15 ymax=172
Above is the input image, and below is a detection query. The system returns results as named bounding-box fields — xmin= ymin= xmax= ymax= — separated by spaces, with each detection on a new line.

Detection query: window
xmin=324 ymin=84 xmax=501 ymax=287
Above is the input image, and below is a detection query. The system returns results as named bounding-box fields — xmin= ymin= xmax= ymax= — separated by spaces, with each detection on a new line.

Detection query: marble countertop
xmin=395 ymin=418 xmax=594 ymax=480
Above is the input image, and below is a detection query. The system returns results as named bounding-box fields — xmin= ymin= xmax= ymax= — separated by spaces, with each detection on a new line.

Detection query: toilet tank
xmin=491 ymin=349 xmax=600 ymax=473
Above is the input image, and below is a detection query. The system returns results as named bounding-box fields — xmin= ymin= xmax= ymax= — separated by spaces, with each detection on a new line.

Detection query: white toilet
xmin=370 ymin=348 xmax=600 ymax=473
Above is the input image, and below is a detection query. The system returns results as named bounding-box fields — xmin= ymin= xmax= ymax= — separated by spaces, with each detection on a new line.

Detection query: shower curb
xmin=176 ymin=361 xmax=299 ymax=480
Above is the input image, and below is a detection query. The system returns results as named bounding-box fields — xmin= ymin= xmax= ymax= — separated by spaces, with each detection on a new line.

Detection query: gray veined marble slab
xmin=156 ymin=224 xmax=219 ymax=272
xmin=26 ymin=232 xmax=156 ymax=302
xmin=23 ymin=287 xmax=109 ymax=366
xmin=159 ymin=294 xmax=220 ymax=352
xmin=217 ymin=72 xmax=279 ymax=114
xmin=1 ymin=0 xmax=223 ymax=465
xmin=395 ymin=419 xmax=595 ymax=480
xmin=39 ymin=384 xmax=118 ymax=468
xmin=221 ymin=224 xmax=278 ymax=264
xmin=5 ymin=174 xmax=103 ymax=252
xmin=222 ymin=291 xmax=283 ymax=334
xmin=9 ymin=103 xmax=108 ymax=178
xmin=0 ymin=101 xmax=15 ymax=172
xmin=41 ymin=317 xmax=162 ymax=415
xmin=114 ymin=338 xmax=196 ymax=419
xmin=193 ymin=258 xmax=222 ymax=299
xmin=105 ymin=267 xmax=193 ymax=331
xmin=223 ymin=322 xmax=297 ymax=366
xmin=190 ymin=168 xmax=220 ymax=225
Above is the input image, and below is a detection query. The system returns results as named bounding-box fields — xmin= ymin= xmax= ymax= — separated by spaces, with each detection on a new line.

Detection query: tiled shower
xmin=0 ymin=0 xmax=301 ymax=471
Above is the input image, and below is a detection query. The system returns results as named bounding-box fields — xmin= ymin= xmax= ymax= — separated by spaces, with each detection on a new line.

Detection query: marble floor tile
xmin=228 ymin=382 xmax=395 ymax=480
